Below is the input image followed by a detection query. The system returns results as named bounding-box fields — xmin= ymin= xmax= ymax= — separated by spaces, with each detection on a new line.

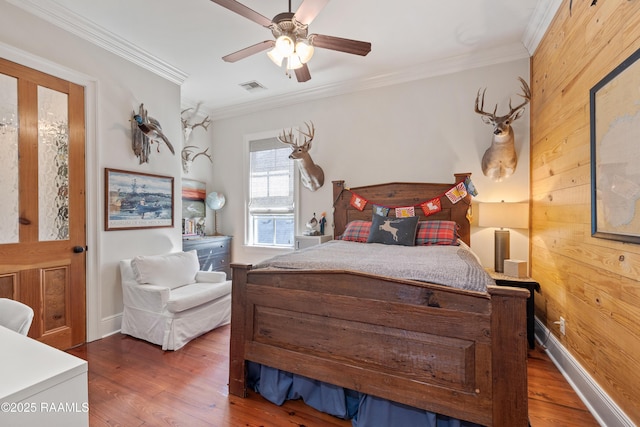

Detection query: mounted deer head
xmin=278 ymin=121 xmax=325 ymax=192
xmin=475 ymin=77 xmax=531 ymax=182
xmin=181 ymin=145 xmax=212 ymax=173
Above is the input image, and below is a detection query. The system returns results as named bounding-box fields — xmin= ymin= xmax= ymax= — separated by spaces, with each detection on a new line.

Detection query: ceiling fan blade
xmin=311 ymin=34 xmax=371 ymax=56
xmin=222 ymin=40 xmax=275 ymax=63
xmin=295 ymin=64 xmax=311 ymax=82
xmin=209 ymin=0 xmax=272 ymax=27
xmin=294 ymin=0 xmax=330 ymax=25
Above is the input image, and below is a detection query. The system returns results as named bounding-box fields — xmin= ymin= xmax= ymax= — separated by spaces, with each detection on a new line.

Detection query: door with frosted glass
xmin=0 ymin=58 xmax=86 ymax=350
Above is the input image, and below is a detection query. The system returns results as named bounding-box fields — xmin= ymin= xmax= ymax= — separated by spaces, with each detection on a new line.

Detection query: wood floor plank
xmin=67 ymin=325 xmax=600 ymax=427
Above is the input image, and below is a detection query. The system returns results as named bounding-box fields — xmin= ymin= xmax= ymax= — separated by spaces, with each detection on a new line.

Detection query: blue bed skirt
xmin=247 ymin=362 xmax=484 ymax=427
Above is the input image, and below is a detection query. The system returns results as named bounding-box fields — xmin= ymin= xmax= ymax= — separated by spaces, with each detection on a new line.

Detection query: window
xmin=247 ymin=136 xmax=296 ymax=247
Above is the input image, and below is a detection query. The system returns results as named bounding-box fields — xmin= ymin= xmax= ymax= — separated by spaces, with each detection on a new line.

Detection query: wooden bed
xmin=229 ymin=173 xmax=529 ymax=426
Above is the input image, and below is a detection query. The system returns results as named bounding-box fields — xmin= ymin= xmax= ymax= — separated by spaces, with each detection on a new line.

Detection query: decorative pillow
xmin=339 ymin=220 xmax=371 ymax=242
xmin=131 ymin=250 xmax=200 ymax=289
xmin=415 ymin=220 xmax=460 ymax=246
xmin=367 ymin=214 xmax=419 ymax=246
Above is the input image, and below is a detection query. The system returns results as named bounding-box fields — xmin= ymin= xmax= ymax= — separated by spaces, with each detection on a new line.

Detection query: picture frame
xmin=590 ymin=46 xmax=640 ymax=244
xmin=181 ymin=178 xmax=206 ymax=236
xmin=105 ymin=168 xmax=174 ymax=231
xmin=181 ymin=178 xmax=206 ymax=219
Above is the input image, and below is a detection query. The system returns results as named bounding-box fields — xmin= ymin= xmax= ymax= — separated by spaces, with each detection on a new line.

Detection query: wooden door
xmin=0 ymin=58 xmax=86 ymax=350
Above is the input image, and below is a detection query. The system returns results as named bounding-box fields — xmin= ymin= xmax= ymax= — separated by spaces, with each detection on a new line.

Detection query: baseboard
xmin=97 ymin=313 xmax=122 ymax=341
xmin=535 ymin=318 xmax=634 ymax=427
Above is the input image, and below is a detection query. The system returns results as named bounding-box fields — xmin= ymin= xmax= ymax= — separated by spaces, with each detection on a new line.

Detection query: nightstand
xmin=294 ymin=234 xmax=332 ymax=250
xmin=486 ymin=269 xmax=540 ymax=349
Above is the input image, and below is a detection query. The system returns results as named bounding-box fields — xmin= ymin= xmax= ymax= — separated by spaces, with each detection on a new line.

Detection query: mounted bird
xmin=130 ymin=103 xmax=175 ymax=164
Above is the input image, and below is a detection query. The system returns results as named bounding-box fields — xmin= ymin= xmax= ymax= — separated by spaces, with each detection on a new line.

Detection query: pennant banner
xmin=373 ymin=205 xmax=390 ymax=217
xmin=445 ymin=181 xmax=468 ymax=204
xmin=420 ymin=197 xmax=442 ymax=217
xmin=350 ymin=193 xmax=368 ymax=211
xmin=464 ymin=176 xmax=478 ymax=197
xmin=395 ymin=206 xmax=415 ymax=217
xmin=343 ymin=178 xmax=478 ymax=213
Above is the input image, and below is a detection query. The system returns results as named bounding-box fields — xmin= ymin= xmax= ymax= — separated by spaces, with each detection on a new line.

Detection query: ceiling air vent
xmin=239 ymin=81 xmax=266 ymax=92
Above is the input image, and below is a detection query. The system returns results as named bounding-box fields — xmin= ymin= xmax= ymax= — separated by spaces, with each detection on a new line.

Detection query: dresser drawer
xmin=183 ymin=236 xmax=232 ymax=278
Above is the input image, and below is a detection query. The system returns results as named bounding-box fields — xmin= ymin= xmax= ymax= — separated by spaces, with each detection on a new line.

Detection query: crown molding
xmin=209 ymin=42 xmax=531 ymax=120
xmin=522 ymin=0 xmax=563 ymax=56
xmin=7 ymin=0 xmax=188 ymax=85
xmin=9 ymin=0 xmax=557 ymax=119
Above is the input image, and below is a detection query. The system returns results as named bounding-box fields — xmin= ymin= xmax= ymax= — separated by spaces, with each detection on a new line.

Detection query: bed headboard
xmin=332 ymin=173 xmax=472 ymax=246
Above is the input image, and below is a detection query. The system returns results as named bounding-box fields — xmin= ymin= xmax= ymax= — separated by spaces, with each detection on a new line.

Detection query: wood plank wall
xmin=530 ymin=0 xmax=640 ymax=423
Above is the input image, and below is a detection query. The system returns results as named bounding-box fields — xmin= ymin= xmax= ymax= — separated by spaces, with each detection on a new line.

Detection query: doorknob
xmin=73 ymin=246 xmax=85 ymax=253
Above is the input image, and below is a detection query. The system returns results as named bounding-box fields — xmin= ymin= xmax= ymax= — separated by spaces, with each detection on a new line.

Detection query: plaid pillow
xmin=339 ymin=220 xmax=371 ymax=242
xmin=415 ymin=221 xmax=460 ymax=246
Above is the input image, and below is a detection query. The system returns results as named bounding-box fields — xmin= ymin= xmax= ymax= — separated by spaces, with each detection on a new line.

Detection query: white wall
xmin=211 ymin=59 xmax=531 ymax=268
xmin=0 ymin=1 xmax=531 ymax=339
xmin=0 ymin=2 xmax=183 ymax=340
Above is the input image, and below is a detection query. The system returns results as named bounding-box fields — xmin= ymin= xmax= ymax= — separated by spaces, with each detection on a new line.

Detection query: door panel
xmin=0 ymin=58 xmax=86 ymax=350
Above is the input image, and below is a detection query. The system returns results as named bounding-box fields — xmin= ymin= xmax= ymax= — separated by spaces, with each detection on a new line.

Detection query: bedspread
xmin=254 ymin=240 xmax=493 ymax=293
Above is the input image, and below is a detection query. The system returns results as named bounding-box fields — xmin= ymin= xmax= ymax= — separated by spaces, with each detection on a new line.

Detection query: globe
xmin=205 ymin=192 xmax=226 ymax=211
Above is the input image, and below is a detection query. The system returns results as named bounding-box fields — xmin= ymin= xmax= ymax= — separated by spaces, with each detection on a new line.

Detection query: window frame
xmin=243 ymin=129 xmax=299 ymax=248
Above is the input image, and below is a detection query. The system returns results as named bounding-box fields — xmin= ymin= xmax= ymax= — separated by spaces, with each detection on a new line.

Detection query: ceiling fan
xmin=209 ymin=0 xmax=372 ymax=82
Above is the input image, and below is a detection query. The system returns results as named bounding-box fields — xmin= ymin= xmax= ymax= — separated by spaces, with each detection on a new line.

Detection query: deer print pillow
xmin=367 ymin=213 xmax=419 ymax=246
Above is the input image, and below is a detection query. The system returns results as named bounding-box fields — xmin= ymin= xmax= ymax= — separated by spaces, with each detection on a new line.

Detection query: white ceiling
xmin=11 ymin=0 xmax=559 ymax=119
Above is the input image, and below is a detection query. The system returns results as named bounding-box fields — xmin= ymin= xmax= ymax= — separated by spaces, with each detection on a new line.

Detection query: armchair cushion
xmin=195 ymin=270 xmax=227 ymax=283
xmin=167 ymin=281 xmax=232 ymax=313
xmin=131 ymin=250 xmax=199 ymax=289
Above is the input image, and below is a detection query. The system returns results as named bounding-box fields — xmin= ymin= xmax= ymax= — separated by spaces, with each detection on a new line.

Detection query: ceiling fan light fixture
xmin=267 ymin=48 xmax=285 ymax=67
xmin=275 ymin=34 xmax=295 ymax=56
xmin=287 ymin=55 xmax=303 ymax=70
xmin=295 ymin=39 xmax=314 ymax=64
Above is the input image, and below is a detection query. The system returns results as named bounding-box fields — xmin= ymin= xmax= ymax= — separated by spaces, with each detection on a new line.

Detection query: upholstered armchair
xmin=119 ymin=250 xmax=231 ymax=350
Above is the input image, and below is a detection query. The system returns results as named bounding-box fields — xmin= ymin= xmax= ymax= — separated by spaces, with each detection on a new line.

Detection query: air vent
xmin=239 ymin=81 xmax=267 ymax=92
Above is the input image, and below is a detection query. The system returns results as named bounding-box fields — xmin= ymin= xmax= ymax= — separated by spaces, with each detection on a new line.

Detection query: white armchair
xmin=120 ymin=250 xmax=231 ymax=350
xmin=0 ymin=298 xmax=34 ymax=336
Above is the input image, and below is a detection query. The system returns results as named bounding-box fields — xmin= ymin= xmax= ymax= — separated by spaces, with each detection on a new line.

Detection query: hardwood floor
xmin=67 ymin=325 xmax=599 ymax=427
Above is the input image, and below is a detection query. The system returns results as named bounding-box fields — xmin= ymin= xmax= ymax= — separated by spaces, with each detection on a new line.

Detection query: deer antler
xmin=506 ymin=77 xmax=531 ymax=117
xmin=181 ymin=145 xmax=212 ymax=163
xmin=190 ymin=116 xmax=211 ymax=132
xmin=181 ymin=106 xmax=211 ymax=134
xmin=300 ymin=121 xmax=315 ymax=146
xmin=278 ymin=128 xmax=298 ymax=147
xmin=475 ymin=77 xmax=531 ymax=120
xmin=474 ymin=88 xmax=498 ymax=119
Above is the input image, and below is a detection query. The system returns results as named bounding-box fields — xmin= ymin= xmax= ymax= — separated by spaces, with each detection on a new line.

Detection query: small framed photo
xmin=105 ymin=168 xmax=174 ymax=231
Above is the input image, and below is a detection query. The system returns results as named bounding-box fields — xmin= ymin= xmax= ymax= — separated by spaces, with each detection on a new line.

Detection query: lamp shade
xmin=267 ymin=48 xmax=285 ymax=67
xmin=295 ymin=39 xmax=314 ymax=63
xmin=478 ymin=202 xmax=528 ymax=229
xmin=275 ymin=35 xmax=295 ymax=56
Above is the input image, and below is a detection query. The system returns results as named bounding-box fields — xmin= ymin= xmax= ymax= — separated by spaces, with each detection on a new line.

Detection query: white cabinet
xmin=294 ymin=234 xmax=332 ymax=250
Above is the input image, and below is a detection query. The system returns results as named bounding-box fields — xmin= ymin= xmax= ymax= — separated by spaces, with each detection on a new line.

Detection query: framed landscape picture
xmin=105 ymin=168 xmax=174 ymax=231
xmin=181 ymin=178 xmax=206 ymax=219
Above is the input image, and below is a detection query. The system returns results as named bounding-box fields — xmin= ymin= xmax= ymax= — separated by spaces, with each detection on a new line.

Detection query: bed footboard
xmin=229 ymin=263 xmax=529 ymax=427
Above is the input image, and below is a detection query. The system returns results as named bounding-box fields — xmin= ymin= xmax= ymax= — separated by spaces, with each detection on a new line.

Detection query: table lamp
xmin=479 ymin=201 xmax=529 ymax=272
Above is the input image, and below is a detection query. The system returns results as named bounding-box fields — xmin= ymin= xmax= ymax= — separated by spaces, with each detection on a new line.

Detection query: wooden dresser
xmin=182 ymin=235 xmax=232 ymax=278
